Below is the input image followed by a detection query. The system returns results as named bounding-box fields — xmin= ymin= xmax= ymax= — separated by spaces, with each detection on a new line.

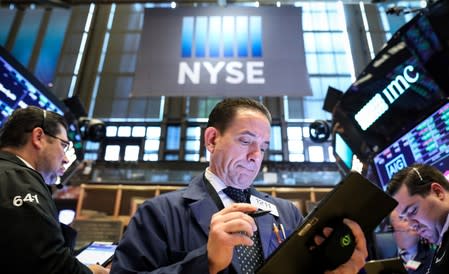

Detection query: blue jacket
xmin=111 ymin=174 xmax=303 ymax=274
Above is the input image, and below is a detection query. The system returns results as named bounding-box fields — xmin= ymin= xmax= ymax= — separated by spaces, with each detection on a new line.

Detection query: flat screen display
xmin=334 ymin=132 xmax=353 ymax=173
xmin=76 ymin=241 xmax=117 ymax=267
xmin=373 ymin=101 xmax=449 ymax=190
xmin=0 ymin=46 xmax=67 ymax=126
xmin=333 ymin=3 xmax=449 ymax=159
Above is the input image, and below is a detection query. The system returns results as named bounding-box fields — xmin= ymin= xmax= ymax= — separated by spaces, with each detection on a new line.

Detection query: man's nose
xmin=62 ymin=154 xmax=70 ymax=164
xmin=248 ymin=143 xmax=262 ymax=161
xmin=408 ymin=220 xmax=420 ymax=231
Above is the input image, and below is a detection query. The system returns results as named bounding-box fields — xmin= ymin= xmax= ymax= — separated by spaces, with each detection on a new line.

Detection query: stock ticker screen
xmin=373 ymin=101 xmax=449 ymax=190
xmin=0 ymin=51 xmax=66 ymax=126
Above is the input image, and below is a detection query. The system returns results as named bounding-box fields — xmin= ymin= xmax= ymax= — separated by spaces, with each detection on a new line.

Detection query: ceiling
xmin=1 ymin=0 xmax=400 ymax=7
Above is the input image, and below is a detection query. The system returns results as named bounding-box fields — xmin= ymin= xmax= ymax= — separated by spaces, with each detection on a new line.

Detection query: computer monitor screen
xmin=333 ymin=4 xmax=449 ymax=158
xmin=373 ymin=101 xmax=449 ymax=190
xmin=334 ymin=132 xmax=353 ymax=173
xmin=0 ymin=46 xmax=67 ymax=126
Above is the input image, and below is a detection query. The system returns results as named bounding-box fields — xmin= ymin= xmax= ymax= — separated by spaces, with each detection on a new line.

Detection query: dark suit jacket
xmin=0 ymin=151 xmax=91 ymax=274
xmin=111 ymin=174 xmax=303 ymax=274
xmin=428 ymin=231 xmax=449 ymax=274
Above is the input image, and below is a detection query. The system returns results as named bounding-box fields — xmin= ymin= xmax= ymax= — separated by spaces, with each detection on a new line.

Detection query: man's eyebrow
xmin=400 ymin=204 xmax=412 ymax=217
xmin=238 ymin=130 xmax=270 ymax=143
xmin=239 ymin=130 xmax=256 ymax=137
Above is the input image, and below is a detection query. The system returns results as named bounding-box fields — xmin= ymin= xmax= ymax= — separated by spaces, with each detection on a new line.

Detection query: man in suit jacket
xmin=111 ymin=98 xmax=368 ymax=274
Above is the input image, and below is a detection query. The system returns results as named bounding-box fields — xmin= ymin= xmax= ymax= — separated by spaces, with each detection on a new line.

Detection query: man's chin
xmin=420 ymin=231 xmax=437 ymax=244
xmin=234 ymin=175 xmax=256 ymax=188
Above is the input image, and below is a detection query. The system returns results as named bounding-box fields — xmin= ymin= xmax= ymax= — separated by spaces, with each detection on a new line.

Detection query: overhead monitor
xmin=0 ymin=46 xmax=68 ymax=125
xmin=332 ymin=0 xmax=449 ymax=159
xmin=373 ymin=101 xmax=449 ymax=190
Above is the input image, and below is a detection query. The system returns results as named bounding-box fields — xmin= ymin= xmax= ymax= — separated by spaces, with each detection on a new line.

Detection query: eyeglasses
xmin=41 ymin=109 xmax=73 ymax=153
xmin=43 ymin=131 xmax=73 ymax=153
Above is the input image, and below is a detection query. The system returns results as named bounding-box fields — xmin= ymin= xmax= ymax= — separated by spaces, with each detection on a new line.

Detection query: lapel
xmin=184 ymin=175 xmax=243 ymax=272
xmin=182 ymin=175 xmax=218 ymax=237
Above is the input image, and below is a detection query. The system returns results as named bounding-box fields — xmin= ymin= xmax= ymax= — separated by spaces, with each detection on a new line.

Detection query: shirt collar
xmin=205 ymin=167 xmax=227 ymax=193
xmin=439 ymin=212 xmax=449 ymax=244
xmin=16 ymin=155 xmax=35 ymax=170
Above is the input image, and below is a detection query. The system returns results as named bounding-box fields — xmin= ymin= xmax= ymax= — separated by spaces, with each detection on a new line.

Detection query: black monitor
xmin=332 ymin=0 xmax=449 ymax=159
xmin=373 ymin=101 xmax=449 ymax=190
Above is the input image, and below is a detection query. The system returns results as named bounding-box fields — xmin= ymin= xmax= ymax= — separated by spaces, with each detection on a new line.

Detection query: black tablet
xmin=257 ymin=171 xmax=398 ymax=274
xmin=76 ymin=241 xmax=118 ymax=267
xmin=364 ymin=258 xmax=407 ymax=274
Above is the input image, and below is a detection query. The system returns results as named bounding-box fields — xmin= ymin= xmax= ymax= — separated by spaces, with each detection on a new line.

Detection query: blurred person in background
xmin=390 ymin=209 xmax=435 ymax=273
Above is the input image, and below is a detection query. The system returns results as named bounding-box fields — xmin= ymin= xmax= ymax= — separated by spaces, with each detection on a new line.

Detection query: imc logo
xmin=385 ymin=154 xmax=407 ymax=179
xmin=178 ymin=16 xmax=265 ymax=85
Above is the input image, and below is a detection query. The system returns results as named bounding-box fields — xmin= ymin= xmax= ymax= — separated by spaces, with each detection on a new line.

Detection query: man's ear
xmin=204 ymin=127 xmax=218 ymax=153
xmin=30 ymin=127 xmax=45 ymax=149
xmin=431 ymin=183 xmax=446 ymax=200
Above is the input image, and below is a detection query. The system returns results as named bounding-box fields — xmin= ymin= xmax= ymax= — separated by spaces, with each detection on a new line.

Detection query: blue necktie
xmin=223 ymin=187 xmax=264 ymax=273
xmin=223 ymin=186 xmax=251 ymax=203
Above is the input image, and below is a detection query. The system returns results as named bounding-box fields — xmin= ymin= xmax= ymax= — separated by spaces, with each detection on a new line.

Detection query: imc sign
xmin=132 ymin=7 xmax=311 ymax=97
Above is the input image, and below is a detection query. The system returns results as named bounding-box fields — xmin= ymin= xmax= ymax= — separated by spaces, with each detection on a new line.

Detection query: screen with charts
xmin=373 ymin=101 xmax=449 ymax=190
xmin=332 ymin=0 xmax=449 ymax=160
xmin=0 ymin=46 xmax=67 ymax=126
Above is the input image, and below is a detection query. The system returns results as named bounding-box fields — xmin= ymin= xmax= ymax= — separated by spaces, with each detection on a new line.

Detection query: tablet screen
xmin=76 ymin=242 xmax=117 ymax=266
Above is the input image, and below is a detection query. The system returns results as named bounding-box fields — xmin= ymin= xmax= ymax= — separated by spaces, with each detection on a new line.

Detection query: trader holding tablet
xmin=111 ymin=98 xmax=367 ymax=274
xmin=0 ymin=107 xmax=108 ymax=274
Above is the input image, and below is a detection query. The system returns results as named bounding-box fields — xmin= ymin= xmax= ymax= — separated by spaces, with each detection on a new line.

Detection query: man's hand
xmin=324 ymin=219 xmax=368 ymax=274
xmin=88 ymin=264 xmax=110 ymax=274
xmin=207 ymin=203 xmax=258 ymax=274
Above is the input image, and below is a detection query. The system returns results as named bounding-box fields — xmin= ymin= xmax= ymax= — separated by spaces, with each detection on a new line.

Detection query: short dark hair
xmin=206 ymin=98 xmax=272 ymax=133
xmin=0 ymin=106 xmax=68 ymax=149
xmin=386 ymin=163 xmax=449 ymax=197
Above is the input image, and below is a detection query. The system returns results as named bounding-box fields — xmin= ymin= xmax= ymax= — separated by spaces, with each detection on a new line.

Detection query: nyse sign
xmin=132 ymin=7 xmax=310 ymax=97
xmin=178 ymin=61 xmax=265 ymax=84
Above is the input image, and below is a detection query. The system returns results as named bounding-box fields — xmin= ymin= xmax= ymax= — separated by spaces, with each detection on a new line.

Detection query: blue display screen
xmin=334 ymin=132 xmax=353 ymax=172
xmin=373 ymin=101 xmax=449 ymax=190
xmin=0 ymin=46 xmax=66 ymax=127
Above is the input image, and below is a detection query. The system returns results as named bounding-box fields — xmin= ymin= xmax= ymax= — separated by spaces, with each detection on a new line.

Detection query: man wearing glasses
xmin=387 ymin=163 xmax=449 ymax=274
xmin=0 ymin=106 xmax=108 ymax=274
